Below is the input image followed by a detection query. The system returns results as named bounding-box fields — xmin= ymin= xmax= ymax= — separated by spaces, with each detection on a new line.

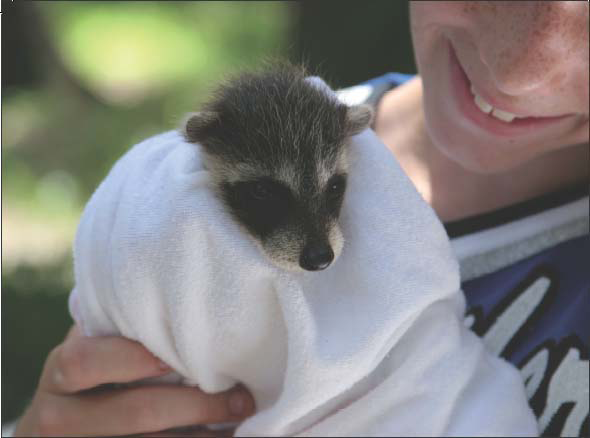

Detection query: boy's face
xmin=410 ymin=1 xmax=589 ymax=173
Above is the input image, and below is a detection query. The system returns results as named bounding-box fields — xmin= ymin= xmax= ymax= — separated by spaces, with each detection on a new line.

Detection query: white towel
xmin=69 ymin=80 xmax=538 ymax=437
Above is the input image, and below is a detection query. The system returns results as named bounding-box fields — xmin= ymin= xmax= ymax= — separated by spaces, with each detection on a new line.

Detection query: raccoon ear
xmin=346 ymin=104 xmax=374 ymax=136
xmin=181 ymin=111 xmax=219 ymax=143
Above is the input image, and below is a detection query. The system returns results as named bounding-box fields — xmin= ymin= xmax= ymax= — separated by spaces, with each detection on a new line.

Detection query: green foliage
xmin=42 ymin=1 xmax=290 ymax=105
xmin=4 ymin=1 xmax=291 ymax=207
xmin=2 ymin=259 xmax=74 ymax=421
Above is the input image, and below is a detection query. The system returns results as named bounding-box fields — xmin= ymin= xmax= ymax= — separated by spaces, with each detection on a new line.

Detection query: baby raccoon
xmin=182 ymin=64 xmax=373 ymax=272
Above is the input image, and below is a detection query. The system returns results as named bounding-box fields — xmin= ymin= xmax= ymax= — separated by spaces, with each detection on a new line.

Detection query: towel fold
xmin=69 ymin=79 xmax=537 ymax=436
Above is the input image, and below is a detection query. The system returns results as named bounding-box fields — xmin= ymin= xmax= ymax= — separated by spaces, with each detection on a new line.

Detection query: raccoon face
xmin=218 ymin=166 xmax=349 ymax=272
xmin=181 ymin=64 xmax=373 ymax=271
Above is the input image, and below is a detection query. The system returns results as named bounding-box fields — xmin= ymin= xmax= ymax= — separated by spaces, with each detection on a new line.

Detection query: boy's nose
xmin=300 ymin=243 xmax=334 ymax=271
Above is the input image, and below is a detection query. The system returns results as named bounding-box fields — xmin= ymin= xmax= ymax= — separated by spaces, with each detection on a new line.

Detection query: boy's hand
xmin=14 ymin=326 xmax=255 ymax=437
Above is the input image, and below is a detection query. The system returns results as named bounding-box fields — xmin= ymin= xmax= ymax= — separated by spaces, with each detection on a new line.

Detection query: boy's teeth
xmin=491 ymin=108 xmax=516 ymax=123
xmin=469 ymin=84 xmax=518 ymax=123
xmin=474 ymin=94 xmax=493 ymax=114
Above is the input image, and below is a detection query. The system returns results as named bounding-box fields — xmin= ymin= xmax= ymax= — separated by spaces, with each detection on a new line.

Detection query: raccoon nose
xmin=300 ymin=244 xmax=334 ymax=271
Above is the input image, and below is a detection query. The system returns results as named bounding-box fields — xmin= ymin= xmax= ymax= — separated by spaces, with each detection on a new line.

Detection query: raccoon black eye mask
xmin=182 ymin=64 xmax=373 ymax=272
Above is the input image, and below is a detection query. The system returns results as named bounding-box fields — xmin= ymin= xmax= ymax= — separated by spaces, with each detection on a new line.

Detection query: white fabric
xmin=69 ymin=80 xmax=537 ymax=437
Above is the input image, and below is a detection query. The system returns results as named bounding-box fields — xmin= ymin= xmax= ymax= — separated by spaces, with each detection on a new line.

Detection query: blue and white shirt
xmin=338 ymin=74 xmax=589 ymax=437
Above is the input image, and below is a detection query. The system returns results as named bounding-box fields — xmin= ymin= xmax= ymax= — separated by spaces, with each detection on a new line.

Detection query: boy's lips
xmin=447 ymin=41 xmax=574 ymax=138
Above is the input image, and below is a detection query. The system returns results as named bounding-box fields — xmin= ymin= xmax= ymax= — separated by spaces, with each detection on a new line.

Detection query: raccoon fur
xmin=182 ymin=64 xmax=373 ymax=272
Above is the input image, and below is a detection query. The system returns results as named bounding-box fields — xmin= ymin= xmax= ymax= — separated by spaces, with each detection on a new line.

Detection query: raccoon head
xmin=182 ymin=65 xmax=373 ymax=272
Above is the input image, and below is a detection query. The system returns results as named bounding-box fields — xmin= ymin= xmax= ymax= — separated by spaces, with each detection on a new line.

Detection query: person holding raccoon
xmin=13 ymin=2 xmax=588 ymax=437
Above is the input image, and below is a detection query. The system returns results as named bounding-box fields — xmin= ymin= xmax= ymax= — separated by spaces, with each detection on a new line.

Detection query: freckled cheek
xmin=411 ymin=21 xmax=439 ymax=66
xmin=557 ymin=67 xmax=590 ymax=115
xmin=410 ymin=18 xmax=462 ymax=83
xmin=576 ymin=76 xmax=589 ymax=114
xmin=410 ymin=2 xmax=476 ymax=52
xmin=410 ymin=4 xmax=440 ymax=65
xmin=411 ymin=2 xmax=472 ymax=28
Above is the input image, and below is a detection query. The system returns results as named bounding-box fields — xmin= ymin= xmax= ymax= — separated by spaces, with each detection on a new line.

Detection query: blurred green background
xmin=2 ymin=0 xmax=415 ymax=423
